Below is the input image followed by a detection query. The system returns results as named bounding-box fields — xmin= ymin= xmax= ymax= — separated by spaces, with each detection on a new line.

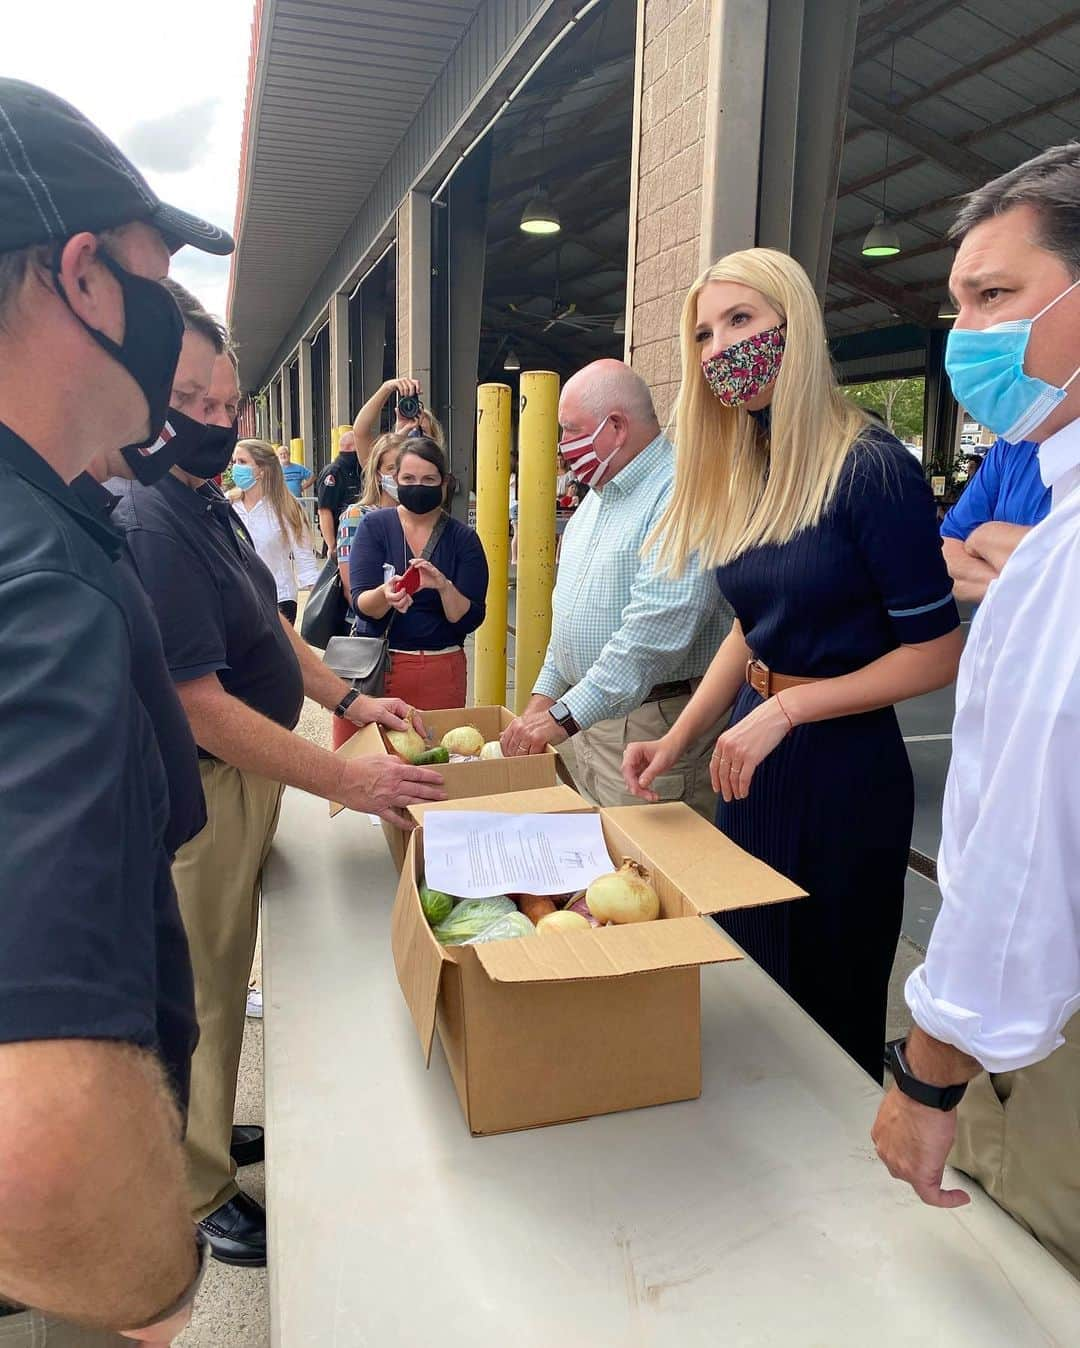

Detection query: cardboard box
xmin=392 ymin=790 xmax=806 ymax=1135
xmin=331 ymin=706 xmax=561 ymax=871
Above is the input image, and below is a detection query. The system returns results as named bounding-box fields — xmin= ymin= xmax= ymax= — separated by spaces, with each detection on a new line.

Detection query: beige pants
xmin=950 ymin=1012 xmax=1080 ymax=1280
xmin=0 ymin=1313 xmax=126 ymax=1346
xmin=173 ymin=758 xmax=283 ymax=1220
xmin=569 ymin=693 xmax=728 ymax=822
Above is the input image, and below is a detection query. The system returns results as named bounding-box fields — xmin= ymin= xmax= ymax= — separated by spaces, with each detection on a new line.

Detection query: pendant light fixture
xmin=937 ymin=300 xmax=959 ymax=320
xmin=862 ymin=43 xmax=902 ymax=259
xmin=503 ymin=349 xmax=521 ymax=371
xmin=520 ymin=119 xmax=561 ymax=235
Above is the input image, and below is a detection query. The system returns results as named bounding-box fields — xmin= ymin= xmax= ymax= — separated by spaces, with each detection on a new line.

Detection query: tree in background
xmin=844 ymin=377 xmax=925 ymax=442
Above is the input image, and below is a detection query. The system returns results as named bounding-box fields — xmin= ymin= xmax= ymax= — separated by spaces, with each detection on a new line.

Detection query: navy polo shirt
xmin=70 ymin=473 xmax=207 ymax=858
xmin=110 ymin=474 xmax=304 ymax=747
xmin=316 ymin=452 xmax=362 ymax=530
xmin=0 ymin=424 xmax=197 ymax=1112
xmin=940 ymin=437 xmax=1051 ymax=540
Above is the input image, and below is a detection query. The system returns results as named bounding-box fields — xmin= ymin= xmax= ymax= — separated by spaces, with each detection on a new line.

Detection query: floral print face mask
xmin=702 ymin=324 xmax=786 ymax=407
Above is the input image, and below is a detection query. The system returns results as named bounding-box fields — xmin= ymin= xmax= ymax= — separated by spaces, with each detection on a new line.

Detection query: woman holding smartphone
xmin=623 ymin=248 xmax=962 ymax=1078
xmin=349 ymin=437 xmax=488 ymax=712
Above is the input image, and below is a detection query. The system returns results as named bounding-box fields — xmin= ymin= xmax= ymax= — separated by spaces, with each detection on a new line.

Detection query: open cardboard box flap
xmin=605 ymin=802 xmax=807 ymax=914
xmin=328 ymin=722 xmax=384 ymax=818
xmin=472 ymin=914 xmax=739 ymax=983
xmin=391 ymin=831 xmax=447 ymax=1065
xmin=408 ymin=783 xmax=590 ymax=825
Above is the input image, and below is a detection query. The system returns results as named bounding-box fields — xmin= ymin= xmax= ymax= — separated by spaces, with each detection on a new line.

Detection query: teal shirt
xmin=534 ymin=435 xmax=732 ymax=730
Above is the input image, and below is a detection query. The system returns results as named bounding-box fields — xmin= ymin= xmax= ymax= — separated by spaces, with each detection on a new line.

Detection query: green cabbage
xmin=419 ymin=882 xmax=455 ymax=927
xmin=432 ymin=896 xmax=515 ymax=945
xmin=461 ymin=910 xmax=536 ymax=945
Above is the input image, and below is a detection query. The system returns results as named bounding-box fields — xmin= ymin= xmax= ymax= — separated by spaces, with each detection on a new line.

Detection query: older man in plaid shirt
xmin=501 ymin=360 xmax=731 ymax=819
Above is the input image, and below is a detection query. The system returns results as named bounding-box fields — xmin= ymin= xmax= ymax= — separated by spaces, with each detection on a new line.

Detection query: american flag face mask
xmin=559 ymin=414 xmax=616 ymax=488
xmin=120 ymin=417 xmax=179 ymax=485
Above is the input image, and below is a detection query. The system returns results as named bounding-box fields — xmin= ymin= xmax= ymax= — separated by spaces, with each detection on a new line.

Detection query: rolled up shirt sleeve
xmin=561 ymin=545 xmax=727 ymax=731
xmin=905 ymin=529 xmax=1080 ymax=1072
xmin=848 ymin=439 xmax=960 ymax=645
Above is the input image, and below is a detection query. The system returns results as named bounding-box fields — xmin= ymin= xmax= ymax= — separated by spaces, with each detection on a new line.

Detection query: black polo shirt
xmin=70 ymin=473 xmax=207 ymax=859
xmin=110 ymin=474 xmax=304 ymax=746
xmin=0 ymin=424 xmax=197 ymax=1112
xmin=316 ymin=451 xmax=362 ymax=531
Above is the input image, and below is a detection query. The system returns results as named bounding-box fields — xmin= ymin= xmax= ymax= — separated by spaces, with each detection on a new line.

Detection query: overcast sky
xmin=6 ymin=0 xmax=253 ymax=321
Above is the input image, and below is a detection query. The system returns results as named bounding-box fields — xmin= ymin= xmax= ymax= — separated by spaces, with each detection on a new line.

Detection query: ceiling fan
xmin=507 ymin=245 xmax=621 ymax=334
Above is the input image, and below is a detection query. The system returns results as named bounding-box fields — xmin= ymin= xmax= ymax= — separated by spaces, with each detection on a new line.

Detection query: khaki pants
xmin=0 ymin=1313 xmax=126 ymax=1346
xmin=950 ymin=1013 xmax=1080 ymax=1280
xmin=174 ymin=759 xmax=283 ymax=1220
xmin=569 ymin=693 xmax=728 ymax=822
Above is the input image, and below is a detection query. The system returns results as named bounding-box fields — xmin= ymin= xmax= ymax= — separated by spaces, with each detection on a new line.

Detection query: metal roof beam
xmin=828 ymin=255 xmax=938 ymax=326
xmin=846 ymin=89 xmax=999 ymax=184
xmin=854 ymin=0 xmax=957 ymax=62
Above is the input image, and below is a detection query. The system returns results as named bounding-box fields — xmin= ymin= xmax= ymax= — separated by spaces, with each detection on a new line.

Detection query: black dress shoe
xmin=230 ymin=1123 xmax=265 ymax=1167
xmin=198 ymin=1192 xmax=267 ymax=1267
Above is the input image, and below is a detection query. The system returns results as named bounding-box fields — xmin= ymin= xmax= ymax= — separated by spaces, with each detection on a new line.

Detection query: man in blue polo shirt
xmin=940 ymin=436 xmax=1051 ymax=602
xmin=0 ymin=79 xmax=234 ymax=1343
xmin=277 ymin=442 xmax=313 ymax=496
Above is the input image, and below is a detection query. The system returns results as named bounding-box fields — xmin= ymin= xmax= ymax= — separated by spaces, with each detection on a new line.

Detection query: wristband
xmin=774 ymin=690 xmax=795 ymax=733
xmin=123 ymin=1229 xmax=209 ymax=1333
xmin=334 ymin=688 xmax=361 ymax=719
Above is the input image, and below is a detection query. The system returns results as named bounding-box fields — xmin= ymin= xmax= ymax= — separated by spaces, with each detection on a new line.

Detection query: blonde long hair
xmin=236 ymin=439 xmax=311 ymax=548
xmin=652 ymin=248 xmax=869 ymax=574
xmin=359 ymin=431 xmax=408 ymax=508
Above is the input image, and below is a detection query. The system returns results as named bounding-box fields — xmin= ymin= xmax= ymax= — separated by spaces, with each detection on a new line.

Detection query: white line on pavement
xmin=903 ymin=733 xmax=953 ymax=743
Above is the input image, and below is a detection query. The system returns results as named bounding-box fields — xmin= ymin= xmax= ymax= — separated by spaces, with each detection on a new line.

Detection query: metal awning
xmin=228 ymin=0 xmax=485 ymax=386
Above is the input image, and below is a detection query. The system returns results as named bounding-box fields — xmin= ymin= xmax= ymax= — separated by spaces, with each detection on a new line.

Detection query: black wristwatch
xmin=548 ymin=699 xmax=581 ymax=738
xmin=885 ymin=1037 xmax=968 ymax=1111
xmin=334 ymin=687 xmax=361 ymax=720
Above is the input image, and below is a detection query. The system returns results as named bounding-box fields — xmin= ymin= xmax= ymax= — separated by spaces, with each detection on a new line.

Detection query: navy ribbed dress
xmin=714 ymin=428 xmax=959 ymax=1079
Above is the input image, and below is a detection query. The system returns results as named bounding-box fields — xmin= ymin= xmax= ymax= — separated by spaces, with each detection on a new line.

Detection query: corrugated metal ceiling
xmin=829 ymin=0 xmax=1080 ymax=336
xmin=229 ymin=0 xmax=484 ymax=377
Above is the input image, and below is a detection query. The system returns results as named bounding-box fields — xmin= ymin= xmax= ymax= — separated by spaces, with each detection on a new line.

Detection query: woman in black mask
xmin=350 ymin=437 xmax=488 ymax=713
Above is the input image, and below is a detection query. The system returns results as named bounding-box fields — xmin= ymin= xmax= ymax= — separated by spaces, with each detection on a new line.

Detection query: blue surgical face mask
xmin=231 ymin=464 xmax=256 ymax=491
xmin=945 ymin=278 xmax=1080 ymax=441
xmin=380 ymin=473 xmax=399 ymax=501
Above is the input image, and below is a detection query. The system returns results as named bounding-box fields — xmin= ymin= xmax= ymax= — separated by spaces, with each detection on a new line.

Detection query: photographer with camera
xmin=352 ymin=376 xmax=445 ymax=466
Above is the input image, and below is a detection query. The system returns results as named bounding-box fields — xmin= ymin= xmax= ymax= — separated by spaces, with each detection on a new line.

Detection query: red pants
xmin=331 ymin=648 xmax=467 ymax=750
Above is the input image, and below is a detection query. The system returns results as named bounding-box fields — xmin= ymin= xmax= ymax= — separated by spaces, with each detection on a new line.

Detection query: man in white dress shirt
xmin=872 ymin=143 xmax=1080 ymax=1278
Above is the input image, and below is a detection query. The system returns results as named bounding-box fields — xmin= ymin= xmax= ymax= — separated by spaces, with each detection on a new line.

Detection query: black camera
xmin=398 ymin=393 xmax=423 ymax=420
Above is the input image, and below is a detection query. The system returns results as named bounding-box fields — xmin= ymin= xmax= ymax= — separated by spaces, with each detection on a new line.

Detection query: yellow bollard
xmin=514 ymin=371 xmax=560 ymax=713
xmin=473 ymin=383 xmax=513 ymax=707
xmin=290 ymin=437 xmax=304 ymax=465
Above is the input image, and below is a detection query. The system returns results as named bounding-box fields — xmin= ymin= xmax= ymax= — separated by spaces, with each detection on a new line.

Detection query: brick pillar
xmin=396 ymin=191 xmax=432 ymax=393
xmin=628 ymin=0 xmax=712 ymax=427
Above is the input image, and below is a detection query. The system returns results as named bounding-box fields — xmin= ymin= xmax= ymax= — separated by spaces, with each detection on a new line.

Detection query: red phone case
xmin=400 ymin=563 xmax=422 ymax=595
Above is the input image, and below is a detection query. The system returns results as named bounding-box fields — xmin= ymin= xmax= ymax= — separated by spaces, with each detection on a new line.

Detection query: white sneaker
xmin=246 ymin=988 xmax=263 ymax=1019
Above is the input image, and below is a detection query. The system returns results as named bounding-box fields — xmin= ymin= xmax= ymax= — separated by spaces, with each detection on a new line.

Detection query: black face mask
xmin=397 ymin=483 xmax=443 ymax=515
xmin=173 ymin=418 xmax=239 ymax=481
xmin=53 ymin=245 xmax=183 ymax=456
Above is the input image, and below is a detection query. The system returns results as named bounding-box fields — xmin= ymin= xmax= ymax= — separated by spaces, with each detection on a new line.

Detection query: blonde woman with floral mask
xmin=624 ymin=248 xmax=963 ymax=1079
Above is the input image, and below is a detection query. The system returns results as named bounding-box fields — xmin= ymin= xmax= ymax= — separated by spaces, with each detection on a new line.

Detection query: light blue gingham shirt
xmin=533 ymin=434 xmax=733 ymax=730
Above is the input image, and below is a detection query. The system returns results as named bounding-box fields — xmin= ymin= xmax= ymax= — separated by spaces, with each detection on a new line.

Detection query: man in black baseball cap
xmin=0 ymin=80 xmax=232 ymax=1343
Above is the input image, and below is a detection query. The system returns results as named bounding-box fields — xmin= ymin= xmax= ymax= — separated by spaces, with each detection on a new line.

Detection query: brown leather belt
xmin=643 ymin=679 xmax=693 ymax=703
xmin=745 ymin=657 xmax=819 ymax=700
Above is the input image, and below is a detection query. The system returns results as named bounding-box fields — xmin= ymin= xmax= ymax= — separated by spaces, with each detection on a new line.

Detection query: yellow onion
xmin=536 ymin=910 xmax=591 ymax=935
xmin=586 ymin=860 xmax=660 ymax=924
xmin=386 ymin=712 xmax=426 ymax=763
xmin=442 ymin=725 xmax=485 ymax=756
